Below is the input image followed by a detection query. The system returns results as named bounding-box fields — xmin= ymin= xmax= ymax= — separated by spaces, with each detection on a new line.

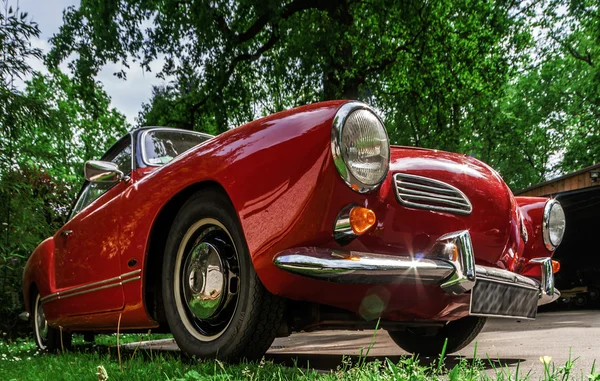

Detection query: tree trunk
xmin=322 ymin=0 xmax=359 ymax=100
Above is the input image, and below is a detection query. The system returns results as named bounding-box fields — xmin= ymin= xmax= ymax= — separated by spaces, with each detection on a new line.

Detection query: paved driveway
xmin=131 ymin=311 xmax=600 ymax=377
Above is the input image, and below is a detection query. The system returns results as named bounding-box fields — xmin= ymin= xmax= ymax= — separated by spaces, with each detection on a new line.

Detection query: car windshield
xmin=142 ymin=129 xmax=211 ymax=166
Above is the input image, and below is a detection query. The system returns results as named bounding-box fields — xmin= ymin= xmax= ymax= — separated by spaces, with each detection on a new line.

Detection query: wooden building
xmin=517 ymin=162 xmax=600 ymax=307
xmin=517 ymin=162 xmax=600 ymax=197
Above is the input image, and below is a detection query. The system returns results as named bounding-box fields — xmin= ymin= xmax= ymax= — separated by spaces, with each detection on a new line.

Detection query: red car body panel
xmin=515 ymin=197 xmax=552 ymax=278
xmin=23 ymin=100 xmax=555 ymax=331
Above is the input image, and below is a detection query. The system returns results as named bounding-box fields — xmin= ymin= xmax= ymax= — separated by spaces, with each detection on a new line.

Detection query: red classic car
xmin=22 ymin=101 xmax=565 ymax=359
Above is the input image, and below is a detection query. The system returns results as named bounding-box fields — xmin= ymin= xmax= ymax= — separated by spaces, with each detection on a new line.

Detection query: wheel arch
xmin=143 ymin=180 xmax=234 ymax=325
xmin=26 ymin=283 xmax=39 ymax=314
xmin=23 ymin=238 xmax=54 ymax=314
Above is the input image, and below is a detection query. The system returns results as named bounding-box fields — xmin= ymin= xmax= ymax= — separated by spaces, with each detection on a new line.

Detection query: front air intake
xmin=393 ymin=173 xmax=472 ymax=215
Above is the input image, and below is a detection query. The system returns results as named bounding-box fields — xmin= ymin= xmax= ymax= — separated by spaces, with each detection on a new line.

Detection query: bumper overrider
xmin=274 ymin=230 xmax=559 ymax=320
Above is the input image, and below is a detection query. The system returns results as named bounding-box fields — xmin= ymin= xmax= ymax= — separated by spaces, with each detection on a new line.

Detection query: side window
xmin=69 ymin=136 xmax=132 ymax=219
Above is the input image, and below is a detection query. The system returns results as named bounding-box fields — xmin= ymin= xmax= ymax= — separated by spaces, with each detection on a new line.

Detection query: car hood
xmin=389 ymin=146 xmax=519 ymax=268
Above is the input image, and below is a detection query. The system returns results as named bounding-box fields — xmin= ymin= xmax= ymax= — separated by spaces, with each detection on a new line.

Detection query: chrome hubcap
xmin=183 ymin=242 xmax=225 ymax=319
xmin=176 ymin=220 xmax=240 ymax=340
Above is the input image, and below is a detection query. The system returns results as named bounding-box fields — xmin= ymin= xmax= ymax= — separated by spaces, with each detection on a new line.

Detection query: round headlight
xmin=543 ymin=200 xmax=566 ymax=250
xmin=331 ymin=102 xmax=390 ymax=193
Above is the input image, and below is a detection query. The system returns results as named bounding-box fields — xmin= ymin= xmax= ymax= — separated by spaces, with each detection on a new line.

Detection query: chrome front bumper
xmin=274 ymin=230 xmax=558 ymax=307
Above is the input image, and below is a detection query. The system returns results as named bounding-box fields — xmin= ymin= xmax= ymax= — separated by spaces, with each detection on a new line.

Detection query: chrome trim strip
xmin=467 ymin=311 xmax=536 ymax=321
xmin=42 ymin=276 xmax=141 ymax=304
xmin=393 ymin=173 xmax=472 ymax=215
xmin=396 ymin=186 xmax=466 ymax=202
xmin=42 ymin=277 xmax=141 ymax=303
xmin=475 ymin=274 xmax=539 ymax=291
xmin=40 ymin=270 xmax=141 ymax=303
xmin=274 ymin=247 xmax=455 ymax=284
xmin=140 ymin=127 xmax=214 ymax=167
xmin=475 ymin=266 xmax=539 ymax=290
xmin=330 ymin=102 xmax=390 ymax=194
xmin=396 ymin=192 xmax=470 ymax=208
xmin=396 ymin=180 xmax=458 ymax=195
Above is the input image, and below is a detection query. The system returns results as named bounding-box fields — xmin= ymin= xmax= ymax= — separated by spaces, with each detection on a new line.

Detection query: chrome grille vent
xmin=393 ymin=173 xmax=472 ymax=215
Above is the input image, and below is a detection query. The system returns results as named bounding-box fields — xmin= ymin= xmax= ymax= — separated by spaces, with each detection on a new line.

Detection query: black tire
xmin=162 ymin=188 xmax=285 ymax=361
xmin=31 ymin=292 xmax=72 ymax=352
xmin=387 ymin=316 xmax=487 ymax=357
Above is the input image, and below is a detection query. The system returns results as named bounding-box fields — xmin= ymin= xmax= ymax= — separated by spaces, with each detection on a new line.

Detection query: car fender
xmin=22 ymin=237 xmax=55 ymax=313
xmin=516 ymin=196 xmax=554 ymax=277
xmin=122 ymin=101 xmax=345 ymax=304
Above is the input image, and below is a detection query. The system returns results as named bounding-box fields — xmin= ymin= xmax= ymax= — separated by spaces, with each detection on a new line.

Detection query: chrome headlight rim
xmin=331 ymin=102 xmax=390 ymax=193
xmin=543 ymin=199 xmax=565 ymax=251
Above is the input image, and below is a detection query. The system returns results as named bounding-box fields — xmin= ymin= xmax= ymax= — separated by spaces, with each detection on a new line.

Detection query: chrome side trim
xmin=393 ymin=173 xmax=473 ymax=215
xmin=40 ymin=270 xmax=141 ymax=304
xmin=140 ymin=127 xmax=214 ymax=167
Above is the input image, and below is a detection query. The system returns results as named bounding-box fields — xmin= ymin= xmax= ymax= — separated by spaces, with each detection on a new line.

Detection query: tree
xmin=47 ymin=0 xmax=600 ymax=186
xmin=0 ymin=68 xmax=128 ymax=336
xmin=0 ymin=0 xmax=46 ymax=336
xmin=0 ymin=0 xmax=128 ymax=335
xmin=542 ymin=0 xmax=600 ymax=173
xmin=50 ymin=1 xmax=530 ymax=137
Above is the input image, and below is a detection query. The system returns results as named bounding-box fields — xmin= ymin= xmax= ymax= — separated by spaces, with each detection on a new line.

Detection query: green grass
xmin=0 ymin=335 xmax=598 ymax=381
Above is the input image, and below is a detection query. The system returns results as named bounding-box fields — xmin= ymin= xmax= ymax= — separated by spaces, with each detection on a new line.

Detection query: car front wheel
xmin=32 ymin=292 xmax=72 ymax=352
xmin=162 ymin=189 xmax=285 ymax=361
xmin=387 ymin=316 xmax=486 ymax=357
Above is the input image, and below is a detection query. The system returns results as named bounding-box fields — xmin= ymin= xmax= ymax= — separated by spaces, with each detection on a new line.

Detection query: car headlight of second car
xmin=543 ymin=199 xmax=566 ymax=250
xmin=331 ymin=102 xmax=390 ymax=193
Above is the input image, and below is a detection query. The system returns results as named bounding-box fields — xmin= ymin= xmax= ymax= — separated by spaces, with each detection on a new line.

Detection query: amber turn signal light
xmin=349 ymin=207 xmax=376 ymax=235
xmin=551 ymin=260 xmax=560 ymax=274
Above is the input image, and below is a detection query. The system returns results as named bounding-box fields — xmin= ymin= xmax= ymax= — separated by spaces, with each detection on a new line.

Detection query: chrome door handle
xmin=61 ymin=230 xmax=73 ymax=238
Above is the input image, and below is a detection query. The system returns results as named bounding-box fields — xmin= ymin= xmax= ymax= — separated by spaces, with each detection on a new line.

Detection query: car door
xmin=52 ymin=136 xmax=133 ymax=316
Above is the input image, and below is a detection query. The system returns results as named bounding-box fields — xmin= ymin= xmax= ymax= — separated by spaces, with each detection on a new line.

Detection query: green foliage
xmin=50 ymin=1 xmax=531 ymax=137
xmin=0 ymin=0 xmax=128 ymax=337
xmin=0 ymin=337 xmax=597 ymax=380
xmin=541 ymin=0 xmax=600 ymax=174
xmin=0 ymin=69 xmax=127 ymax=336
xmin=0 ymin=0 xmax=48 ymax=337
xmin=51 ymin=0 xmax=590 ymax=190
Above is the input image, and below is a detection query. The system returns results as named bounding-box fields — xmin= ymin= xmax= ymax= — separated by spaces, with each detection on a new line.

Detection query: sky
xmin=14 ymin=0 xmax=165 ymax=124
